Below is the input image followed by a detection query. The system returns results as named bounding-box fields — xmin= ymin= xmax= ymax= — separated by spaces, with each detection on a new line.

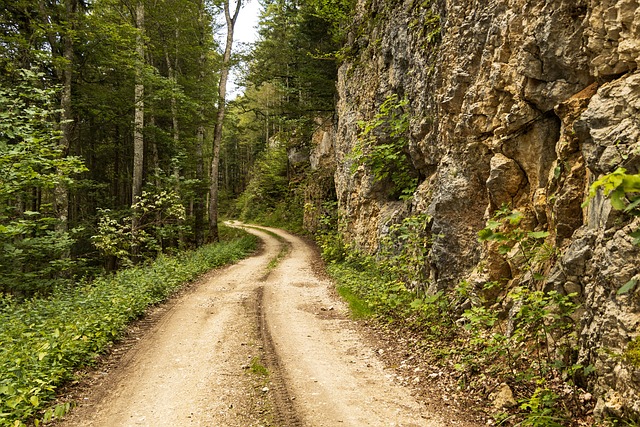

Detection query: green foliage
xmin=408 ymin=0 xmax=441 ymax=48
xmin=314 ymin=201 xmax=344 ymax=261
xmin=0 ymin=227 xmax=257 ymax=426
xmin=587 ymin=168 xmax=640 ymax=214
xmin=234 ymin=143 xmax=304 ymax=233
xmin=249 ymin=357 xmax=269 ymax=377
xmin=585 ymin=168 xmax=640 ymax=294
xmin=351 ymin=94 xmax=418 ymax=200
xmin=335 ymin=283 xmax=374 ymax=319
xmin=92 ymin=189 xmax=187 ymax=265
xmin=462 ymin=286 xmax=580 ymax=381
xmin=326 ymin=248 xmax=453 ymax=339
xmin=305 ymin=0 xmax=356 ymax=45
xmin=478 ymin=205 xmax=553 ymax=279
xmin=322 ymin=206 xmax=589 ymax=424
xmin=323 ymin=213 xmax=450 ymax=336
xmin=249 ymin=0 xmax=348 ymax=121
xmin=317 ymin=230 xmax=348 ymax=263
xmin=586 ymin=168 xmax=640 ymax=245
xmin=465 ymin=206 xmax=592 ymax=424
xmin=378 ymin=214 xmax=433 ymax=289
xmin=0 ymin=70 xmax=87 ymax=295
xmin=516 ymin=387 xmax=566 ymax=427
xmin=625 ymin=336 xmax=640 ymax=368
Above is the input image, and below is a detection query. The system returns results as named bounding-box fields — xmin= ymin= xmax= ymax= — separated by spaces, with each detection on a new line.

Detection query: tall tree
xmin=56 ymin=0 xmax=79 ymax=233
xmin=131 ymin=0 xmax=145 ymax=255
xmin=208 ymin=0 xmax=241 ymax=242
xmin=133 ymin=0 xmax=145 ymax=205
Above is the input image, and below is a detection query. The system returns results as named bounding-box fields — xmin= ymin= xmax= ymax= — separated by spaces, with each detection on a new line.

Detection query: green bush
xmin=0 ymin=70 xmax=87 ymax=296
xmin=351 ymin=94 xmax=418 ymax=200
xmin=0 ymin=227 xmax=257 ymax=426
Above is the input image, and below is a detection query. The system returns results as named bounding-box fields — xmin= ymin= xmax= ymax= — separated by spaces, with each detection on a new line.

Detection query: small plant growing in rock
xmin=478 ymin=205 xmax=552 ymax=279
xmin=464 ymin=206 xmax=589 ymax=425
xmin=351 ymin=94 xmax=418 ymax=200
xmin=585 ymin=167 xmax=640 ymax=295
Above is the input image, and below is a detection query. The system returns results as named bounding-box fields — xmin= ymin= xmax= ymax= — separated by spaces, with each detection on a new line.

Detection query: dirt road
xmin=59 ymin=224 xmax=459 ymax=426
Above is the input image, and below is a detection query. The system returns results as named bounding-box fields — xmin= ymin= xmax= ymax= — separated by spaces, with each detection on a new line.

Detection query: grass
xmin=249 ymin=357 xmax=269 ymax=377
xmin=336 ymin=284 xmax=374 ymax=319
xmin=0 ymin=226 xmax=258 ymax=427
xmin=241 ymin=224 xmax=291 ymax=272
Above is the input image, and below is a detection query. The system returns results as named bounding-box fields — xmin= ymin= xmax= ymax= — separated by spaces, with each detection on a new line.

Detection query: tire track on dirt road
xmin=58 ymin=226 xmax=282 ymax=427
xmin=254 ymin=225 xmax=446 ymax=427
xmin=58 ymin=223 xmax=471 ymax=427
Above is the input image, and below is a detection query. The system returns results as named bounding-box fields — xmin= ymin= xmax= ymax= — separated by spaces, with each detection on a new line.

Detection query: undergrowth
xmin=319 ymin=209 xmax=593 ymax=426
xmin=0 ymin=226 xmax=257 ymax=426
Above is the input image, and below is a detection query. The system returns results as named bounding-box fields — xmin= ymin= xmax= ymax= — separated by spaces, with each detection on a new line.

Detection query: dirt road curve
xmin=59 ymin=224 xmax=455 ymax=427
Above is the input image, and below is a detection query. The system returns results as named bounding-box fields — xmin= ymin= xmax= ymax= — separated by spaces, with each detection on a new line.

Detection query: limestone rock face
xmin=323 ymin=0 xmax=640 ymax=418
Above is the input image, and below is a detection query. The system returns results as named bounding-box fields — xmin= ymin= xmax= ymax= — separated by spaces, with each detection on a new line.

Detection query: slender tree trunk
xmin=208 ymin=0 xmax=241 ymax=243
xmin=167 ymin=46 xmax=180 ymax=145
xmin=133 ymin=1 xmax=145 ymax=203
xmin=165 ymin=40 xmax=185 ymax=247
xmin=193 ymin=4 xmax=207 ymax=247
xmin=55 ymin=0 xmax=76 ymax=233
xmin=37 ymin=0 xmax=76 ymax=233
xmin=132 ymin=1 xmax=145 ymax=255
xmin=195 ymin=121 xmax=205 ymax=245
xmin=149 ymin=115 xmax=160 ymax=186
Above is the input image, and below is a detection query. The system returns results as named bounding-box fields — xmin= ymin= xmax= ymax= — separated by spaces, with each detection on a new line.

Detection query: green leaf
xmin=478 ymin=228 xmax=494 ymax=241
xmin=505 ymin=211 xmax=523 ymax=225
xmin=617 ymin=278 xmax=638 ymax=295
xmin=610 ymin=188 xmax=627 ymax=210
xmin=486 ymin=220 xmax=501 ymax=230
xmin=6 ymin=396 xmax=23 ymax=409
xmin=528 ymin=231 xmax=549 ymax=239
xmin=498 ymin=244 xmax=512 ymax=254
xmin=533 ymin=272 xmax=546 ymax=281
xmin=624 ymin=196 xmax=640 ymax=212
xmin=30 ymin=395 xmax=40 ymax=407
xmin=410 ymin=298 xmax=424 ymax=309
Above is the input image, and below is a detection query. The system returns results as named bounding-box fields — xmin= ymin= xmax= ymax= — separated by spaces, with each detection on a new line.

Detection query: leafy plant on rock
xmin=351 ymin=94 xmax=418 ymax=200
xmin=478 ymin=205 xmax=553 ymax=280
xmin=467 ymin=206 xmax=588 ymax=425
xmin=585 ymin=167 xmax=640 ymax=295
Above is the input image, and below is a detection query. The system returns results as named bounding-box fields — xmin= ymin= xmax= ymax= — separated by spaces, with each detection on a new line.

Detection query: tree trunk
xmin=132 ymin=1 xmax=145 ymax=255
xmin=37 ymin=0 xmax=76 ymax=233
xmin=208 ymin=0 xmax=241 ymax=243
xmin=165 ymin=40 xmax=185 ymax=247
xmin=193 ymin=3 xmax=207 ymax=247
xmin=133 ymin=1 xmax=145 ymax=204
xmin=195 ymin=120 xmax=206 ymax=246
xmin=55 ymin=0 xmax=76 ymax=233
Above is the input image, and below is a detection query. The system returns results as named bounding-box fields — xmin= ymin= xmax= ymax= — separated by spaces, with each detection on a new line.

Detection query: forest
xmin=2 ymin=0 xmax=640 ymax=425
xmin=0 ymin=0 xmax=350 ymax=295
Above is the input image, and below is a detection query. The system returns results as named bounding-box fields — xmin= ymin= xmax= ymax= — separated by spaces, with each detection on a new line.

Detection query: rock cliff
xmin=314 ymin=0 xmax=640 ymax=419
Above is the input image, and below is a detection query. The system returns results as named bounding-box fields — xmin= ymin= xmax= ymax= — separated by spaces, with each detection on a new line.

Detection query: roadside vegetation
xmin=317 ymin=207 xmax=592 ymax=426
xmin=318 ymin=165 xmax=640 ymax=427
xmin=0 ymin=227 xmax=257 ymax=427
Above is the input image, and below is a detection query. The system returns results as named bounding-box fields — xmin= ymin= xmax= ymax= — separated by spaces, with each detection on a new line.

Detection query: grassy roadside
xmin=0 ymin=226 xmax=258 ymax=427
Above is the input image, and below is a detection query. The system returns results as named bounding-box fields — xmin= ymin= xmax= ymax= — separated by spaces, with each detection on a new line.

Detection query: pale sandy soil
xmin=56 ymin=224 xmax=481 ymax=427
